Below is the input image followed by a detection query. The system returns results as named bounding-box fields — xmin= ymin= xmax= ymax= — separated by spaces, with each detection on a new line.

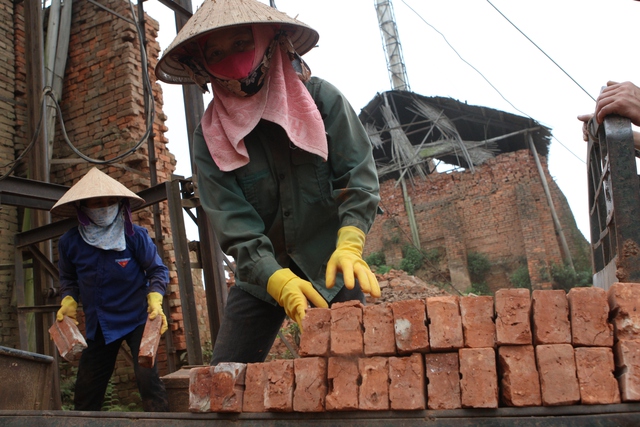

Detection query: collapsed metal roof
xmin=359 ymin=90 xmax=552 ymax=181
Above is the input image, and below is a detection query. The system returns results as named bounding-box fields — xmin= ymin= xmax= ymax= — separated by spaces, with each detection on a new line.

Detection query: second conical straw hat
xmin=156 ymin=0 xmax=319 ymax=85
xmin=50 ymin=167 xmax=145 ymax=217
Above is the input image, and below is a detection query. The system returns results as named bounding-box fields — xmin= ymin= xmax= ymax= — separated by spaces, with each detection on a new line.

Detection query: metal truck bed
xmin=2 ymin=404 xmax=640 ymax=427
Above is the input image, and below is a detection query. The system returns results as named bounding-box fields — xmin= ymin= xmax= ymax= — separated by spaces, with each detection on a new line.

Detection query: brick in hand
xmin=48 ymin=315 xmax=87 ymax=362
xmin=138 ymin=315 xmax=163 ymax=368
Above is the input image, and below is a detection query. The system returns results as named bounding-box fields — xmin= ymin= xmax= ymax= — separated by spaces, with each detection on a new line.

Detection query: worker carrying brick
xmin=156 ymin=0 xmax=381 ymax=364
xmin=51 ymin=167 xmax=170 ymax=411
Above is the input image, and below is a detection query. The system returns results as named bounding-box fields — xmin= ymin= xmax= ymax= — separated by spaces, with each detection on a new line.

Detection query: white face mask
xmin=84 ymin=204 xmax=120 ymax=227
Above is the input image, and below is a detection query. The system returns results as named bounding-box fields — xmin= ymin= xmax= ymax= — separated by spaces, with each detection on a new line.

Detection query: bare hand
xmin=595 ymin=81 xmax=640 ymax=126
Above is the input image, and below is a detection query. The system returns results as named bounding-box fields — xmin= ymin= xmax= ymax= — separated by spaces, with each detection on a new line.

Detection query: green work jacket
xmin=194 ymin=77 xmax=380 ymax=305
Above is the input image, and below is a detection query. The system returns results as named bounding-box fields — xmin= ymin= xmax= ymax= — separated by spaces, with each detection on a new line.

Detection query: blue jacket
xmin=58 ymin=224 xmax=169 ymax=344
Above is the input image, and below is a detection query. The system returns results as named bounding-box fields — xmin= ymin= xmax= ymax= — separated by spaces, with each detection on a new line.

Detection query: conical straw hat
xmin=156 ymin=0 xmax=319 ymax=85
xmin=50 ymin=168 xmax=144 ymax=217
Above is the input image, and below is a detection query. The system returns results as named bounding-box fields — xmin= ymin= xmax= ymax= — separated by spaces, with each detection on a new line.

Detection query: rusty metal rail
xmin=587 ymin=115 xmax=640 ymax=289
xmin=2 ymin=404 xmax=640 ymax=427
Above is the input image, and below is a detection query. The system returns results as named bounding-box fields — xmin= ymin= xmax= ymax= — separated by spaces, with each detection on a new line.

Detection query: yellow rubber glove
xmin=325 ymin=226 xmax=381 ymax=298
xmin=56 ymin=295 xmax=79 ymax=325
xmin=267 ymin=268 xmax=328 ymax=327
xmin=147 ymin=292 xmax=168 ymax=335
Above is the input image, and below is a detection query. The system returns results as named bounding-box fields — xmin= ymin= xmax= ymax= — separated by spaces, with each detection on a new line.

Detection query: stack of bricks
xmin=188 ymin=283 xmax=640 ymax=412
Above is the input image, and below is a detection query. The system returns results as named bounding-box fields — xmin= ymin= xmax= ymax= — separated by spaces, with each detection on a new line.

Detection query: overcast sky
xmin=143 ymin=0 xmax=640 ymax=242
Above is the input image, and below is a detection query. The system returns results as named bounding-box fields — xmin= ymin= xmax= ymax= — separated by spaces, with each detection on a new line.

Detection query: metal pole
xmin=528 ymin=134 xmax=574 ymax=271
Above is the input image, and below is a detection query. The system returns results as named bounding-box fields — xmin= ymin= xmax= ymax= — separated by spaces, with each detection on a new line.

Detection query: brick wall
xmin=2 ymin=0 xmax=198 ymax=407
xmin=0 ymin=0 xmax=18 ymax=347
xmin=365 ymin=149 xmax=590 ymax=292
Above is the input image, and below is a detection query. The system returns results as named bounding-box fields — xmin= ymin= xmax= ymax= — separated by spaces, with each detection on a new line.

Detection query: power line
xmin=486 ymin=0 xmax=596 ymax=103
xmin=399 ymin=0 xmax=587 ymax=165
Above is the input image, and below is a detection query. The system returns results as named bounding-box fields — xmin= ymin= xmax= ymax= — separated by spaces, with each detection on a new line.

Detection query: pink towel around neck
xmin=200 ymin=44 xmax=328 ymax=172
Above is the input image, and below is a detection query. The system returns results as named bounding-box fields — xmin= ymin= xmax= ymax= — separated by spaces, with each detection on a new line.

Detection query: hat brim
xmin=155 ymin=0 xmax=319 ymax=85
xmin=50 ymin=168 xmax=145 ymax=217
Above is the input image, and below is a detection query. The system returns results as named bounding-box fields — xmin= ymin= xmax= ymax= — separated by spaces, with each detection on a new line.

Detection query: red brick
xmin=426 ymin=296 xmax=464 ymax=351
xmin=388 ymin=353 xmax=426 ymax=410
xmin=424 ymin=353 xmax=461 ymax=410
xmin=531 ymin=290 xmax=571 ymax=345
xmin=293 ymin=357 xmax=327 ymax=412
xmin=243 ymin=363 xmax=266 ymax=412
xmin=535 ymin=344 xmax=580 ymax=406
xmin=391 ymin=299 xmax=429 ymax=354
xmin=210 ymin=363 xmax=246 ymax=413
xmin=48 ymin=315 xmax=87 ymax=362
xmin=575 ymin=347 xmax=621 ymax=405
xmin=608 ymin=282 xmax=640 ymax=342
xmin=264 ymin=359 xmax=294 ymax=412
xmin=326 ymin=357 xmax=359 ymax=411
xmin=363 ymin=303 xmax=396 ymax=356
xmin=495 ymin=288 xmax=532 ymax=345
xmin=189 ymin=366 xmax=213 ymax=412
xmin=138 ymin=316 xmax=163 ymax=368
xmin=459 ymin=348 xmax=498 ymax=408
xmin=614 ymin=340 xmax=640 ymax=402
xmin=330 ymin=301 xmax=364 ymax=356
xmin=497 ymin=345 xmax=541 ymax=407
xmin=459 ymin=295 xmax=496 ymax=348
xmin=568 ymin=287 xmax=613 ymax=347
xmin=358 ymin=357 xmax=389 ymax=410
xmin=299 ymin=307 xmax=331 ymax=357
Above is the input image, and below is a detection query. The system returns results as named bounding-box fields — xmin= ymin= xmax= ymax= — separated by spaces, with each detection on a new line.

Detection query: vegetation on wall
xmin=510 ymin=262 xmax=532 ymax=290
xmin=466 ymin=252 xmax=493 ymax=295
xmin=550 ymin=262 xmax=592 ymax=291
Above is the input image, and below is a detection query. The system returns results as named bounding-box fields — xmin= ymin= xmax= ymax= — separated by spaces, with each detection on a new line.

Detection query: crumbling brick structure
xmin=2 ymin=0 xmax=209 ymax=407
xmin=365 ymin=149 xmax=589 ymax=292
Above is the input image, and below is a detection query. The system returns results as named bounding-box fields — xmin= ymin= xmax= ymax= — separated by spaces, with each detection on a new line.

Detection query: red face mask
xmin=205 ymin=49 xmax=256 ymax=80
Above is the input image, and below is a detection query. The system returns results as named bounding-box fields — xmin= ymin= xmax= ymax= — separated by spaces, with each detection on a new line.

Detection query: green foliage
xmin=468 ymin=281 xmax=492 ymax=296
xmin=102 ymin=378 xmax=142 ymax=412
xmin=399 ymin=245 xmax=424 ymax=275
xmin=375 ymin=265 xmax=392 ymax=275
xmin=423 ymin=248 xmax=442 ymax=265
xmin=466 ymin=252 xmax=492 ymax=295
xmin=467 ymin=252 xmax=491 ymax=284
xmin=510 ymin=265 xmax=532 ymax=290
xmin=202 ymin=341 xmax=213 ymax=364
xmin=550 ymin=263 xmax=592 ymax=291
xmin=59 ymin=366 xmax=77 ymax=410
xmin=365 ymin=251 xmax=386 ymax=267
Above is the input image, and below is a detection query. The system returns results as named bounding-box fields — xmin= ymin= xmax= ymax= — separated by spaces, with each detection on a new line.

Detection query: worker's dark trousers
xmin=74 ymin=323 xmax=169 ymax=412
xmin=211 ymin=281 xmax=366 ymax=365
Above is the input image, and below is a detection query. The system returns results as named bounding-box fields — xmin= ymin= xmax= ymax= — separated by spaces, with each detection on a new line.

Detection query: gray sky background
xmin=143 ymin=0 xmax=640 ymax=242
